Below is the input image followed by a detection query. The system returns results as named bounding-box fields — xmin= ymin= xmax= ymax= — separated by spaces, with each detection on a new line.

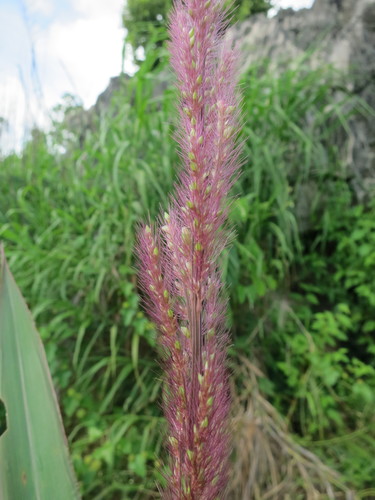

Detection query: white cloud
xmin=73 ymin=0 xmax=124 ymax=19
xmin=275 ymin=0 xmax=314 ymax=8
xmin=0 ymin=76 xmax=26 ymax=148
xmin=270 ymin=0 xmax=315 ymax=16
xmin=34 ymin=0 xmax=126 ymax=109
xmin=0 ymin=5 xmax=30 ymax=73
xmin=36 ymin=12 xmax=125 ymax=109
xmin=25 ymin=0 xmax=53 ymax=16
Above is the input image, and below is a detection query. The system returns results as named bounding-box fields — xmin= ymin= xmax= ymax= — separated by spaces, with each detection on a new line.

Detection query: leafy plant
xmin=262 ymin=192 xmax=375 ymax=490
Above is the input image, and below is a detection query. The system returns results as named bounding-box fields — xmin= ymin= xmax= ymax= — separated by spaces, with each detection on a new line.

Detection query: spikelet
xmin=137 ymin=0 xmax=242 ymax=498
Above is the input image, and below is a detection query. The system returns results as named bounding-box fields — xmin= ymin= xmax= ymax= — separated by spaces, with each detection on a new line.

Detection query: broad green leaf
xmin=0 ymin=248 xmax=80 ymax=500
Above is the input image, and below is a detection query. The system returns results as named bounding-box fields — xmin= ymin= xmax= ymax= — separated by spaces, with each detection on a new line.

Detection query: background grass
xmin=1 ymin=45 xmax=375 ymax=498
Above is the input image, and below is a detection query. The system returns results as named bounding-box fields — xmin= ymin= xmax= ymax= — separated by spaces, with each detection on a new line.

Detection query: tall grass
xmin=1 ymin=45 xmax=373 ymax=498
xmin=1 ymin=48 xmax=176 ymax=499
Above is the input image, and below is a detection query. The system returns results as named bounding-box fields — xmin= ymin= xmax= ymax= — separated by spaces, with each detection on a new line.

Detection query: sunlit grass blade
xmin=0 ymin=247 xmax=80 ymax=500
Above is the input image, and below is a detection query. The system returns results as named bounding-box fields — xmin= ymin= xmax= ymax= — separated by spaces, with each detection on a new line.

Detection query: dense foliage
xmin=1 ymin=45 xmax=374 ymax=498
xmin=122 ymin=0 xmax=271 ymax=60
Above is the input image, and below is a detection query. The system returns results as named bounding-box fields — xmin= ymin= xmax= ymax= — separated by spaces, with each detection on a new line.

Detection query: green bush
xmin=264 ymin=196 xmax=375 ymax=489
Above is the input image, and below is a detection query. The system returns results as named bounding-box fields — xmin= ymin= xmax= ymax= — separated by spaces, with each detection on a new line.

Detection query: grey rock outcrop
xmin=230 ymin=0 xmax=375 ymax=200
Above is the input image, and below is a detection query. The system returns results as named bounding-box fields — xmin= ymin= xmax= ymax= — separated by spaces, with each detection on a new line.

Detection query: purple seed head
xmin=137 ymin=0 xmax=242 ymax=498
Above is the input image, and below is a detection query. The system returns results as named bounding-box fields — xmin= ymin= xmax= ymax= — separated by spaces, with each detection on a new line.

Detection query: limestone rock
xmin=230 ymin=0 xmax=375 ymax=200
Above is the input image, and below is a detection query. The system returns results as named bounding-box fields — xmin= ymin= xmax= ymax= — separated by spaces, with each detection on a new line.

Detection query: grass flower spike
xmin=137 ymin=0 xmax=242 ymax=498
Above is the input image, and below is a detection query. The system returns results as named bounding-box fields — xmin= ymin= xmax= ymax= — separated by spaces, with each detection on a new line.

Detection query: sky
xmin=0 ymin=0 xmax=315 ymax=153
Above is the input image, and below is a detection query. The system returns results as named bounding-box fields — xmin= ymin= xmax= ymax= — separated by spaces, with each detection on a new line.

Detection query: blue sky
xmin=0 ymin=0 xmax=315 ymax=152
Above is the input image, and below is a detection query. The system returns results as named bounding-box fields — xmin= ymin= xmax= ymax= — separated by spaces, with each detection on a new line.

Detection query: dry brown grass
xmin=228 ymin=355 xmax=356 ymax=500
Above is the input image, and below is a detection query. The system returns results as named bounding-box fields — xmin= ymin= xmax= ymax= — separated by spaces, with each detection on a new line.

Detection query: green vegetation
xmin=122 ymin=0 xmax=271 ymax=60
xmin=1 ymin=44 xmax=374 ymax=498
xmin=0 ymin=251 xmax=79 ymax=499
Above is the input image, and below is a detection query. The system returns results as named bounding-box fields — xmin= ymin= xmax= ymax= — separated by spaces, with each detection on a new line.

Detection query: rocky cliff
xmin=230 ymin=0 xmax=375 ymax=198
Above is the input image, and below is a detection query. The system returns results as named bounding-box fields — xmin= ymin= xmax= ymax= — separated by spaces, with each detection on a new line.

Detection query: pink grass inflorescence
xmin=137 ymin=0 xmax=242 ymax=498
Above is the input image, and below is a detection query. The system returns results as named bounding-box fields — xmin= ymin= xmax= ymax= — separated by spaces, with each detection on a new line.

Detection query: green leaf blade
xmin=0 ymin=248 xmax=80 ymax=500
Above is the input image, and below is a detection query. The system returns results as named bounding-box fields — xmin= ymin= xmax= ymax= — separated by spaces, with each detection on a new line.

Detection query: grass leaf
xmin=0 ymin=247 xmax=80 ymax=500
